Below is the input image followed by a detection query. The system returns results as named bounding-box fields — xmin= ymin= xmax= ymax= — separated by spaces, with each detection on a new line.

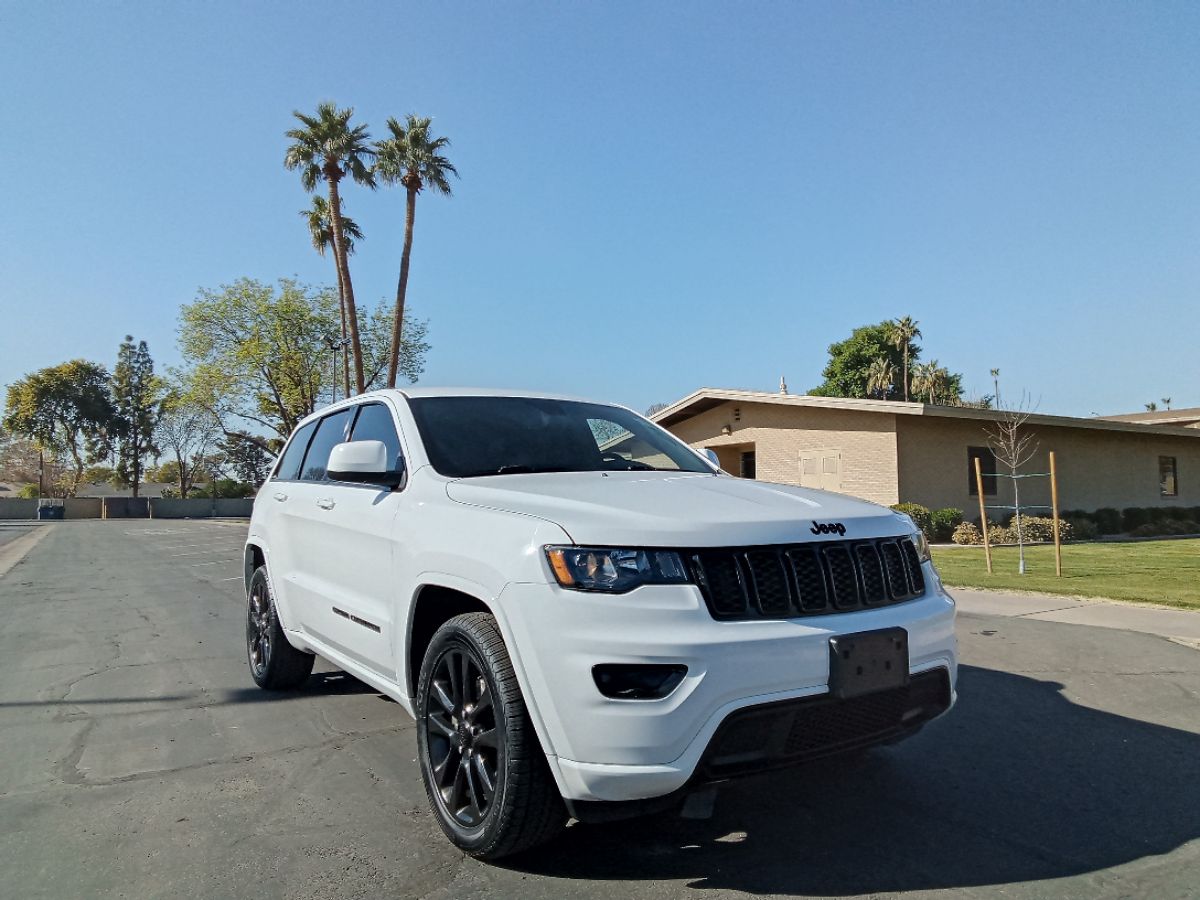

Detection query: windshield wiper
xmin=489 ymin=465 xmax=576 ymax=476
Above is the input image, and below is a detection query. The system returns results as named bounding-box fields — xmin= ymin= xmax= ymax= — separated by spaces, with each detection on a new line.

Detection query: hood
xmin=445 ymin=472 xmax=912 ymax=547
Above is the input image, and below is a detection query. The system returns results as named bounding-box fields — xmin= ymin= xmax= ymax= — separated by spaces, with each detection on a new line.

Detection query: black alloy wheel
xmin=416 ymin=613 xmax=566 ymax=858
xmin=424 ymin=645 xmax=500 ymax=827
xmin=245 ymin=566 xmax=315 ymax=690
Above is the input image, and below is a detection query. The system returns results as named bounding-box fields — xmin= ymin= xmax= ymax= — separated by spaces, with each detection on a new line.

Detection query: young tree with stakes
xmin=374 ymin=115 xmax=457 ymax=389
xmin=985 ymin=395 xmax=1040 ymax=575
xmin=285 ymin=102 xmax=376 ymax=394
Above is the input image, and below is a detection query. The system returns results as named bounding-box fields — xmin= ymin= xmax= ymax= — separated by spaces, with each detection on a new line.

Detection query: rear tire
xmin=246 ymin=566 xmax=314 ymax=690
xmin=416 ymin=612 xmax=566 ymax=859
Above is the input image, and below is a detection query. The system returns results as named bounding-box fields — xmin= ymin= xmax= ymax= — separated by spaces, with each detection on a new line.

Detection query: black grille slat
xmin=855 ymin=543 xmax=887 ymax=605
xmin=900 ymin=539 xmax=926 ymax=596
xmin=744 ymin=551 xmax=793 ymax=616
xmin=692 ymin=552 xmax=750 ymax=618
xmin=823 ymin=545 xmax=860 ymax=609
xmin=786 ymin=547 xmax=829 ymax=612
xmin=690 ymin=537 xmax=926 ymax=621
xmin=880 ymin=540 xmax=910 ymax=599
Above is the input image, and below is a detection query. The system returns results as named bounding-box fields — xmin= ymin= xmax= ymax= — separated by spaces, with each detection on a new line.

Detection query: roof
xmin=1098 ymin=407 xmax=1200 ymax=427
xmin=651 ymin=388 xmax=1200 ymax=439
xmin=398 ymin=386 xmax=595 ymax=403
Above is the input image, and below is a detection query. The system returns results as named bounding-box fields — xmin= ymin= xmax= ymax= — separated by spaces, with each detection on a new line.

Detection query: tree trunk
xmin=902 ymin=344 xmax=910 ymax=402
xmin=327 ymin=178 xmax=366 ymax=394
xmin=387 ymin=185 xmax=418 ymax=389
xmin=334 ymin=260 xmax=351 ymax=398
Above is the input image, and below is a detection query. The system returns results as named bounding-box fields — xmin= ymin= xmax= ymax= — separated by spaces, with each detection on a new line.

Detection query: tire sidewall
xmin=416 ymin=622 xmax=510 ymax=851
xmin=246 ymin=568 xmax=274 ymax=687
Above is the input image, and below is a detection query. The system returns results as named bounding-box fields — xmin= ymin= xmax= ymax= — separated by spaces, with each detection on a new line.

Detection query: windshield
xmin=408 ymin=396 xmax=714 ymax=478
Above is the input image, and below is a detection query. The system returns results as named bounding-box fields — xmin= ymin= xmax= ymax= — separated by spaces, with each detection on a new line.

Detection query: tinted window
xmin=273 ymin=421 xmax=317 ymax=481
xmin=408 ymin=397 xmax=712 ymax=478
xmin=350 ymin=403 xmax=403 ymax=471
xmin=300 ymin=408 xmax=354 ymax=482
xmin=1160 ymin=456 xmax=1178 ymax=497
xmin=968 ymin=446 xmax=997 ymax=496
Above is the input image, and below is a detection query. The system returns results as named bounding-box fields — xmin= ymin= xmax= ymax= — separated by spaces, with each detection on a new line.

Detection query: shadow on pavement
xmin=506 ymin=664 xmax=1200 ymax=895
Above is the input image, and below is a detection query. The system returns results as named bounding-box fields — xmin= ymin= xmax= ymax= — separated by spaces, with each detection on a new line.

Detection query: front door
xmin=288 ymin=402 xmax=407 ymax=680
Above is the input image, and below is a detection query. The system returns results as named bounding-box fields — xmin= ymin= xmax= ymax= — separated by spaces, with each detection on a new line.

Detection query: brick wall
xmin=665 ymin=400 xmax=901 ymax=506
xmin=896 ymin=417 xmax=1200 ymax=515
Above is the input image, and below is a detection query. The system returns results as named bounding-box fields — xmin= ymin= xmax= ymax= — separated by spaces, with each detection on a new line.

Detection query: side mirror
xmin=327 ymin=440 xmax=405 ymax=487
xmin=701 ymin=448 xmax=720 ymax=468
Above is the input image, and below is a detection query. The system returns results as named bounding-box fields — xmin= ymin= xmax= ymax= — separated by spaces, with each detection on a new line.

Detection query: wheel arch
xmin=405 ymin=584 xmax=493 ymax=698
xmin=244 ymin=543 xmax=266 ymax=592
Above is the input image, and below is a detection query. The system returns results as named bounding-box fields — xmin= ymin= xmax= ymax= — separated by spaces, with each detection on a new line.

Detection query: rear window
xmin=273 ymin=421 xmax=317 ymax=481
xmin=300 ymin=408 xmax=354 ymax=482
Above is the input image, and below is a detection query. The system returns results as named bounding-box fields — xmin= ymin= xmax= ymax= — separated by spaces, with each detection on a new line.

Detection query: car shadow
xmin=503 ymin=664 xmax=1200 ymax=894
xmin=213 ymin=670 xmax=381 ymax=704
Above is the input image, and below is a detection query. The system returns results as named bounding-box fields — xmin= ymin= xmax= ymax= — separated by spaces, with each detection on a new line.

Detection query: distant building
xmin=653 ymin=389 xmax=1200 ymax=513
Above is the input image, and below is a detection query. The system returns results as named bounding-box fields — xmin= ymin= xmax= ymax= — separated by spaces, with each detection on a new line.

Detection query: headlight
xmin=909 ymin=530 xmax=931 ymax=563
xmin=545 ymin=546 xmax=691 ymax=593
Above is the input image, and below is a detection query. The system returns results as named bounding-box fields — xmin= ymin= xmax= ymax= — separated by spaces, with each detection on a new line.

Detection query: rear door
xmin=260 ymin=418 xmax=318 ymax=628
xmin=290 ymin=401 xmax=407 ymax=680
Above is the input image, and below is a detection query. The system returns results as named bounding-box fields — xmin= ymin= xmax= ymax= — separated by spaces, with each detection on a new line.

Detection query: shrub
xmin=929 ymin=508 xmax=964 ymax=542
xmin=16 ymin=483 xmax=39 ymax=499
xmin=1092 ymin=508 xmax=1122 ymax=534
xmin=952 ymin=522 xmax=982 ymax=545
xmin=891 ymin=503 xmax=932 ymax=537
xmin=1130 ymin=519 xmax=1200 ymax=538
xmin=1066 ymin=517 xmax=1099 ymax=541
xmin=1121 ymin=507 xmax=1150 ymax=532
xmin=987 ymin=524 xmax=1016 ymax=545
xmin=1016 ymin=516 xmax=1073 ymax=543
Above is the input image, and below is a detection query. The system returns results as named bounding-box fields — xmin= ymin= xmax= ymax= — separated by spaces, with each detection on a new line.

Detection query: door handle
xmin=273 ymin=492 xmax=288 ymax=502
xmin=316 ymin=498 xmax=336 ymax=510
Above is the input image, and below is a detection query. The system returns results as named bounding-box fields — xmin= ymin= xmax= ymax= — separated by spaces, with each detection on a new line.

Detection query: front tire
xmin=416 ymin=612 xmax=566 ymax=859
xmin=246 ymin=566 xmax=315 ymax=690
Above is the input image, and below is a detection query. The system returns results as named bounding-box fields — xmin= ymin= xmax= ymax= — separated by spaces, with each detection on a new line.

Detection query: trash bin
xmin=37 ymin=504 xmax=64 ymax=520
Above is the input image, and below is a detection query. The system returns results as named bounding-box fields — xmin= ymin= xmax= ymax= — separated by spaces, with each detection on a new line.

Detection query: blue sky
xmin=1 ymin=1 xmax=1197 ymax=417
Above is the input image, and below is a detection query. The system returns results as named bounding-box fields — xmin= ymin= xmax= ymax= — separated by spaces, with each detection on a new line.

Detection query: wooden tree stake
xmin=1050 ymin=450 xmax=1062 ymax=577
xmin=975 ymin=456 xmax=992 ymax=574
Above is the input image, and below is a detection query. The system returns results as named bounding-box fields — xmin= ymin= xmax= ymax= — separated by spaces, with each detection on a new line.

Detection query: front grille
xmin=689 ymin=537 xmax=926 ymax=621
xmin=702 ymin=668 xmax=951 ymax=778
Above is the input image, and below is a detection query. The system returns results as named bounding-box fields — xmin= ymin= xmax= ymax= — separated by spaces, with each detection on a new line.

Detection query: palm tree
xmin=990 ymin=368 xmax=1001 ymax=409
xmin=887 ymin=316 xmax=922 ymax=402
xmin=911 ymin=362 xmax=936 ymax=404
xmin=375 ymin=115 xmax=457 ymax=388
xmin=302 ymin=196 xmax=364 ymax=398
xmin=285 ymin=102 xmax=375 ymax=394
xmin=866 ymin=357 xmax=895 ymax=399
xmin=1162 ymin=397 xmax=1172 ymax=410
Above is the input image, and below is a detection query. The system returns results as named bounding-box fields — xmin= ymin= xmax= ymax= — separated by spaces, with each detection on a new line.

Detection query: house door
xmin=800 ymin=450 xmax=842 ymax=492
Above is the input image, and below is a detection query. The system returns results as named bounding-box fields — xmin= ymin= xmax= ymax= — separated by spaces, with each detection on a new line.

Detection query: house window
xmin=1160 ymin=456 xmax=1178 ymax=497
xmin=968 ymin=446 xmax=996 ymax=496
xmin=740 ymin=451 xmax=757 ymax=480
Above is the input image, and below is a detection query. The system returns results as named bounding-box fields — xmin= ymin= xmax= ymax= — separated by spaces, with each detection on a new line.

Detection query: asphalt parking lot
xmin=0 ymin=520 xmax=1197 ymax=900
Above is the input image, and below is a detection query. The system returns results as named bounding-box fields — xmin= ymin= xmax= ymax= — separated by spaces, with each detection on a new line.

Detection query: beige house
xmin=653 ymin=389 xmax=1200 ymax=515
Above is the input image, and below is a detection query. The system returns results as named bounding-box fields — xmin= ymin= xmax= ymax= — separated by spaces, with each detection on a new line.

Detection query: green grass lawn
xmin=931 ymin=538 xmax=1200 ymax=610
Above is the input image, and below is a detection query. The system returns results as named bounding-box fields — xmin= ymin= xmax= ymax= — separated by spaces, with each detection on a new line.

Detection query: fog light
xmin=592 ymin=664 xmax=687 ymax=700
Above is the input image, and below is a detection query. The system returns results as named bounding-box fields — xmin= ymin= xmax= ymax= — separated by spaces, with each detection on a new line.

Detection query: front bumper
xmin=495 ymin=570 xmax=958 ymax=803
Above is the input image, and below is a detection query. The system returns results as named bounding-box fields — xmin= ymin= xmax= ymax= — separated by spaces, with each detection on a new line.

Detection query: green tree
xmin=285 ymin=102 xmax=376 ymax=394
xmin=302 ymin=195 xmax=364 ymax=399
xmin=2 ymin=361 xmax=118 ymax=496
xmin=865 ymin=357 xmax=895 ymax=399
xmin=154 ymin=390 xmax=219 ymax=498
xmin=809 ymin=323 xmax=912 ymax=400
xmin=374 ymin=115 xmax=457 ymax=388
xmin=112 ymin=336 xmax=164 ymax=497
xmin=886 ymin=316 xmax=922 ymax=402
xmin=177 ymin=278 xmax=429 ymax=445
xmin=219 ymin=431 xmax=272 ymax=486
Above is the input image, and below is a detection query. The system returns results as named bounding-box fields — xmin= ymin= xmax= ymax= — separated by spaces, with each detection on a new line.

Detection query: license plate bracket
xmin=828 ymin=628 xmax=909 ymax=699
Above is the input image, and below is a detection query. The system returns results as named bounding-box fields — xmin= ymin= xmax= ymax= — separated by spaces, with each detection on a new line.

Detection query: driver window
xmin=300 ymin=408 xmax=354 ymax=482
xmin=588 ymin=417 xmax=673 ymax=469
xmin=349 ymin=403 xmax=403 ymax=471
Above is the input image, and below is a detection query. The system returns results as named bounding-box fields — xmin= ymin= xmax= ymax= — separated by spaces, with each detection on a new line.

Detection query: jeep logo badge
xmin=811 ymin=521 xmax=847 ymax=536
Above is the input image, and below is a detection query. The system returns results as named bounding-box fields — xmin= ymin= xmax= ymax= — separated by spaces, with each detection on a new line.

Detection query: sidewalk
xmin=952 ymin=587 xmax=1200 ymax=643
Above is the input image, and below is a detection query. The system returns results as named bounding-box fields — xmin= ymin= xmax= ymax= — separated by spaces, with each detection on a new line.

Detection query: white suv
xmin=244 ymin=388 xmax=957 ymax=858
